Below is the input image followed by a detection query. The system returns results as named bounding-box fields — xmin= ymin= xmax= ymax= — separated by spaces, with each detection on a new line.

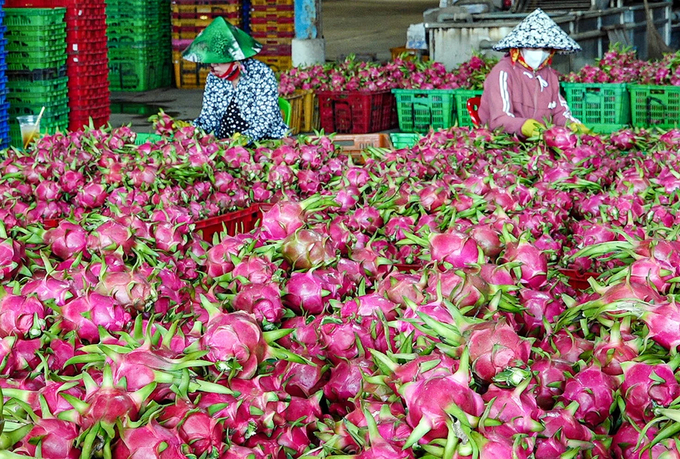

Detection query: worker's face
xmin=521 ymin=48 xmax=553 ymax=70
xmin=210 ymin=62 xmax=240 ymax=79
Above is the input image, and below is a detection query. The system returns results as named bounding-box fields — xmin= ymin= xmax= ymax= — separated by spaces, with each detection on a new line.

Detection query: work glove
xmin=173 ymin=119 xmax=192 ymax=129
xmin=569 ymin=122 xmax=592 ymax=134
xmin=521 ymin=119 xmax=544 ymax=138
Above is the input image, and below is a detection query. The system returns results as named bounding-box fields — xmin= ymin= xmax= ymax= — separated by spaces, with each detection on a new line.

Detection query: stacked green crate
xmin=5 ymin=8 xmax=69 ymax=148
xmin=158 ymin=0 xmax=172 ymax=88
xmin=106 ymin=0 xmax=166 ymax=91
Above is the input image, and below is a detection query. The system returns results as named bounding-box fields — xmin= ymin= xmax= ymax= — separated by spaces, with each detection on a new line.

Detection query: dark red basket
xmin=194 ymin=205 xmax=263 ymax=242
xmin=558 ymin=269 xmax=599 ymax=291
xmin=316 ymin=90 xmax=396 ymax=134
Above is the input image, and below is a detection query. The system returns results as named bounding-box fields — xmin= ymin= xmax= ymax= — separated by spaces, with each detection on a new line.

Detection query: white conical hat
xmin=493 ymin=9 xmax=581 ymax=54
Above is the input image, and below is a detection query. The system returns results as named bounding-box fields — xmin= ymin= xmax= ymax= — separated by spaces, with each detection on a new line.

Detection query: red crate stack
xmin=250 ymin=0 xmax=293 ymax=72
xmin=5 ymin=0 xmax=111 ymax=130
xmin=65 ymin=0 xmax=110 ymax=130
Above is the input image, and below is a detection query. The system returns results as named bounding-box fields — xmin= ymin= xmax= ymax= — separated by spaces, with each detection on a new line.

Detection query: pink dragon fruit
xmin=199 ymin=307 xmax=267 ymax=379
xmin=113 ymin=421 xmax=186 ymax=459
xmin=543 ymin=125 xmax=577 ymax=150
xmin=467 ymin=320 xmax=531 ymax=382
xmin=502 ymin=238 xmax=548 ymax=289
xmin=558 ymin=365 xmax=616 ymax=428
xmin=95 ymin=269 xmax=156 ymax=311
xmin=281 ymin=229 xmax=335 ymax=269
xmin=530 ymin=358 xmax=574 ymax=410
xmin=158 ymin=398 xmax=224 ymax=456
xmin=44 ymin=221 xmax=88 ymax=260
xmin=232 ymin=282 xmax=284 ymax=323
xmin=429 ymin=229 xmax=481 ymax=268
xmin=0 ymin=293 xmax=46 ymax=338
xmin=260 ymin=200 xmax=305 ymax=240
xmin=481 ymin=379 xmax=543 ymax=438
xmin=16 ymin=419 xmax=80 ymax=459
xmin=60 ymin=292 xmax=131 ymax=343
xmin=620 ymin=362 xmax=680 ymax=423
xmin=400 ymin=350 xmax=485 ymax=447
xmin=283 ymin=271 xmax=328 ymax=315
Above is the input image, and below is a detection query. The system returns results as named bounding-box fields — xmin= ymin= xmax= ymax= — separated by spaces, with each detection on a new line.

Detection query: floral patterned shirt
xmin=193 ymin=58 xmax=289 ymax=142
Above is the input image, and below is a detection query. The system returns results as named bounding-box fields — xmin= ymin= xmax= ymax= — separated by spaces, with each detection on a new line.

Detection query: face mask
xmin=521 ymin=49 xmax=550 ymax=70
xmin=215 ymin=63 xmax=241 ymax=80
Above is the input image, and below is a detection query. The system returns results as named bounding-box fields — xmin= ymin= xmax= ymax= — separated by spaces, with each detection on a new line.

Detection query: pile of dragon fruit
xmin=278 ymin=54 xmax=496 ymax=95
xmin=562 ymin=43 xmax=680 ymax=85
xmin=2 ymin=120 xmax=680 ymax=459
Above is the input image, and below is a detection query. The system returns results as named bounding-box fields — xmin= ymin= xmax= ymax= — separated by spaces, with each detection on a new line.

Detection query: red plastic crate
xmin=251 ymin=3 xmax=294 ymax=12
xmin=259 ymin=43 xmax=291 ymax=56
xmin=251 ymin=31 xmax=295 ymax=41
xmin=6 ymin=0 xmax=104 ymax=5
xmin=250 ymin=15 xmax=294 ymax=23
xmin=67 ymin=73 xmax=109 ymax=87
xmin=68 ymin=39 xmax=107 ymax=54
xmin=66 ymin=26 xmax=107 ymax=42
xmin=194 ymin=205 xmax=263 ymax=242
xmin=558 ymin=269 xmax=599 ymax=291
xmin=66 ymin=5 xmax=105 ymax=19
xmin=316 ymin=90 xmax=396 ymax=134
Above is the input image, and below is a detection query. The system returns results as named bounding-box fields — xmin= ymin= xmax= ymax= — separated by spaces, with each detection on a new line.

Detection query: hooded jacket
xmin=478 ymin=55 xmax=579 ymax=136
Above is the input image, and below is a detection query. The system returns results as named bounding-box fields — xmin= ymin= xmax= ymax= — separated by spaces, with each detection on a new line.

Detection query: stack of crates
xmin=159 ymin=0 xmax=172 ymax=87
xmin=5 ymin=8 xmax=69 ymax=148
xmin=172 ymin=0 xmax=243 ymax=89
xmin=250 ymin=0 xmax=293 ymax=72
xmin=0 ymin=5 xmax=9 ymax=150
xmin=65 ymin=0 xmax=110 ymax=130
xmin=106 ymin=0 xmax=171 ymax=91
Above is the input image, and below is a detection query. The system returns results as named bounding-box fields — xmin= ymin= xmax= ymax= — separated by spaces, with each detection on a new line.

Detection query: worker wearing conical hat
xmin=478 ymin=9 xmax=588 ymax=137
xmin=181 ymin=17 xmax=288 ymax=142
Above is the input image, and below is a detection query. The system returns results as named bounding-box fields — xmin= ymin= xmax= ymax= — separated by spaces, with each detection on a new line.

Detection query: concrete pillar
xmin=293 ymin=0 xmax=325 ymax=66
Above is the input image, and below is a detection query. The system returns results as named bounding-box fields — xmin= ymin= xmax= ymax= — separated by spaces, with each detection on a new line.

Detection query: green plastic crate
xmin=453 ymin=89 xmax=483 ymax=128
xmin=9 ymin=101 xmax=69 ymax=117
xmin=7 ymin=55 xmax=67 ymax=72
xmin=7 ymin=44 xmax=67 ymax=60
xmin=392 ymin=89 xmax=456 ymax=133
xmin=134 ymin=133 xmax=164 ymax=145
xmin=7 ymin=77 xmax=68 ymax=95
xmin=629 ymin=84 xmax=680 ymax=129
xmin=390 ymin=132 xmax=423 ymax=149
xmin=4 ymin=8 xmax=66 ymax=26
xmin=6 ymin=30 xmax=67 ymax=47
xmin=561 ymin=82 xmax=630 ymax=132
xmin=109 ymin=58 xmax=160 ymax=91
xmin=5 ymin=24 xmax=65 ymax=39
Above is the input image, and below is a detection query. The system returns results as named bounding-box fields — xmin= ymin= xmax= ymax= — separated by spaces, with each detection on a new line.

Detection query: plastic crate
xmin=109 ymin=59 xmax=159 ymax=92
xmin=282 ymin=90 xmax=304 ymax=135
xmin=6 ymin=30 xmax=67 ymax=47
xmin=390 ymin=132 xmax=423 ymax=149
xmin=68 ymin=38 xmax=108 ymax=54
xmin=251 ymin=22 xmax=294 ymax=34
xmin=4 ymin=7 xmax=66 ymax=26
xmin=172 ymin=50 xmax=209 ymax=89
xmin=259 ymin=43 xmax=292 ymax=56
xmin=332 ymin=133 xmax=393 ymax=164
xmin=251 ymin=0 xmax=293 ymax=5
xmin=172 ymin=3 xmax=239 ymax=14
xmin=6 ymin=65 xmax=67 ymax=82
xmin=194 ymin=205 xmax=263 ymax=242
xmin=7 ymin=55 xmax=67 ymax=72
xmin=392 ymin=89 xmax=456 ymax=133
xmin=558 ymin=269 xmax=598 ymax=291
xmin=629 ymin=84 xmax=680 ymax=129
xmin=316 ymin=90 xmax=396 ymax=134
xmin=7 ymin=77 xmax=68 ymax=95
xmin=453 ymin=88 xmax=483 ymax=128
xmin=300 ymin=89 xmax=319 ymax=132
xmin=134 ymin=133 xmax=164 ymax=144
xmin=560 ymin=82 xmax=630 ymax=132
xmin=7 ymin=43 xmax=66 ymax=60
xmin=251 ymin=31 xmax=294 ymax=41
xmin=250 ymin=4 xmax=294 ymax=13
xmin=250 ymin=12 xmax=294 ymax=21
xmin=253 ymin=55 xmax=291 ymax=72
xmin=9 ymin=87 xmax=68 ymax=105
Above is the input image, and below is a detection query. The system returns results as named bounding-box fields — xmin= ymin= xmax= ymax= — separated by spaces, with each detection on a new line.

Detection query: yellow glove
xmin=174 ymin=120 xmax=191 ymax=128
xmin=521 ymin=119 xmax=544 ymax=138
xmin=569 ymin=122 xmax=592 ymax=134
xmin=232 ymin=132 xmax=242 ymax=139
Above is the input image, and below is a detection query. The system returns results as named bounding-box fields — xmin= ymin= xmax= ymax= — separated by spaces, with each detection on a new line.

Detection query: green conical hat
xmin=182 ymin=17 xmax=263 ymax=64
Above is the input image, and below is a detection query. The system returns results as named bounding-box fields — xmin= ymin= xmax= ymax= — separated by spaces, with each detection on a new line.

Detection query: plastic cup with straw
xmin=18 ymin=106 xmax=45 ymax=149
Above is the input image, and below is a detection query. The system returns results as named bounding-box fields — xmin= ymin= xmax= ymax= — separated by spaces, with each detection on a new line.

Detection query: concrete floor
xmin=109 ymin=0 xmax=436 ymax=132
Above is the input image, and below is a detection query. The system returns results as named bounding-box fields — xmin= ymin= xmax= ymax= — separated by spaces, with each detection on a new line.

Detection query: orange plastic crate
xmin=251 ymin=0 xmax=293 ymax=5
xmin=332 ymin=133 xmax=393 ymax=164
xmin=251 ymin=22 xmax=294 ymax=34
xmin=194 ymin=205 xmax=263 ymax=242
xmin=254 ymin=55 xmax=292 ymax=72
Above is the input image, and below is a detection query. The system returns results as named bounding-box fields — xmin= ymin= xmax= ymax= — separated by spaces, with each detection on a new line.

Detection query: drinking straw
xmin=24 ymin=106 xmax=45 ymax=149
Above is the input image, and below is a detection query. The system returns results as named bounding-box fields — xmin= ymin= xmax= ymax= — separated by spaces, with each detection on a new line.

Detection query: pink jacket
xmin=478 ymin=55 xmax=579 ymax=135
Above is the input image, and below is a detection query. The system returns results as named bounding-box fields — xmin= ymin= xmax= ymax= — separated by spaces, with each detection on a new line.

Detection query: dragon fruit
xmin=502 ymin=238 xmax=548 ymax=289
xmin=60 ymin=292 xmax=131 ymax=343
xmin=44 ymin=221 xmax=88 ymax=260
xmin=558 ymin=365 xmax=616 ymax=428
xmin=400 ymin=350 xmax=485 ymax=447
xmin=113 ymin=421 xmax=186 ymax=459
xmin=0 ymin=293 xmax=46 ymax=338
xmin=543 ymin=125 xmax=577 ymax=150
xmin=281 ymin=229 xmax=335 ymax=270
xmin=467 ymin=320 xmax=531 ymax=382
xmin=619 ymin=362 xmax=680 ymax=423
xmin=233 ymin=282 xmax=284 ymax=323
